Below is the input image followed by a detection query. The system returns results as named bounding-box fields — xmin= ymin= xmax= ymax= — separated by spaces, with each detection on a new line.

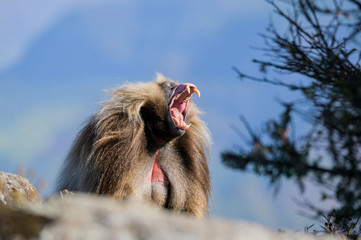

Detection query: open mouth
xmin=169 ymin=83 xmax=200 ymax=130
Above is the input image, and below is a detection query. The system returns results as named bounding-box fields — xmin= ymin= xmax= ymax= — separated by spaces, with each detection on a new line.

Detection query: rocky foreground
xmin=0 ymin=171 xmax=336 ymax=240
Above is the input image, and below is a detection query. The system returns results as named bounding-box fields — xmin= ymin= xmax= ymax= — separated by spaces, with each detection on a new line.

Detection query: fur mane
xmin=97 ymin=73 xmax=168 ymax=124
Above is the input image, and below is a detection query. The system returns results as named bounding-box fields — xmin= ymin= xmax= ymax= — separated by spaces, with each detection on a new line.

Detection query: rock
xmin=0 ymin=171 xmax=42 ymax=205
xmin=0 ymin=194 xmax=337 ymax=240
xmin=0 ymin=171 xmax=45 ymax=239
xmin=0 ymin=203 xmax=52 ymax=239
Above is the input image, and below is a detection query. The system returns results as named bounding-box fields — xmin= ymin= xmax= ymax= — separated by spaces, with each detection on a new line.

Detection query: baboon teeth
xmin=172 ymin=116 xmax=191 ymax=130
xmin=194 ymin=89 xmax=200 ymax=97
xmin=183 ymin=96 xmax=191 ymax=103
xmin=174 ymin=89 xmax=187 ymax=100
xmin=173 ymin=86 xmax=200 ymax=101
xmin=172 ymin=117 xmax=180 ymax=126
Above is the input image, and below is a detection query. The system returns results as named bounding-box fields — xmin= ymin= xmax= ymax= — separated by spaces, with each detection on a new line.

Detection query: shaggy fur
xmin=56 ymin=74 xmax=211 ymax=217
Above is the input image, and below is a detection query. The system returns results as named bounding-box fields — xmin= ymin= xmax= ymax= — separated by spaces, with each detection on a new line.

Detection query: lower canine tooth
xmin=172 ymin=117 xmax=180 ymax=126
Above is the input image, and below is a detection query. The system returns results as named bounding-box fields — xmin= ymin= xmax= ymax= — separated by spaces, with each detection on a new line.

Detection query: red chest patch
xmin=147 ymin=150 xmax=169 ymax=185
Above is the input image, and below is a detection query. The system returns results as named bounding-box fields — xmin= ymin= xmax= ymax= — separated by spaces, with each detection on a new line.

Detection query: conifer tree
xmin=222 ymin=0 xmax=361 ymax=237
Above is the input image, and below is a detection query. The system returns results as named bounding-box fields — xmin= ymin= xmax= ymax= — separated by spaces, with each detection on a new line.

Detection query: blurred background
xmin=0 ymin=0 xmax=317 ymax=229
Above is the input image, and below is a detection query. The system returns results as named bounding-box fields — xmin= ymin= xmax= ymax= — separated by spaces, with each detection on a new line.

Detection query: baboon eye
xmin=169 ymin=83 xmax=177 ymax=90
xmin=163 ymin=82 xmax=176 ymax=90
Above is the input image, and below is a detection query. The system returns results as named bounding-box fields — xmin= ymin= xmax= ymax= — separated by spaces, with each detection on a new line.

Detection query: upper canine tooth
xmin=194 ymin=89 xmax=201 ymax=97
xmin=186 ymin=85 xmax=191 ymax=94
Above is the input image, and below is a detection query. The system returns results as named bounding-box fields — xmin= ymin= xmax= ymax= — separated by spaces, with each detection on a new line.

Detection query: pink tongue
xmin=170 ymin=108 xmax=184 ymax=122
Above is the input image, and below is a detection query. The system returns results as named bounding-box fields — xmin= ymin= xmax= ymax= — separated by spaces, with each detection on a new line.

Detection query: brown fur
xmin=56 ymin=74 xmax=211 ymax=217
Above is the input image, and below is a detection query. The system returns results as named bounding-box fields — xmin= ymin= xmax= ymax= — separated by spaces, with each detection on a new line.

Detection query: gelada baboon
xmin=56 ymin=74 xmax=211 ymax=217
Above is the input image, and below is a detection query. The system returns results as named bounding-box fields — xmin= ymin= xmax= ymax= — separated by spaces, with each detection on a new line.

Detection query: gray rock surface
xmin=0 ymin=171 xmax=42 ymax=205
xmin=0 ymin=194 xmax=337 ymax=240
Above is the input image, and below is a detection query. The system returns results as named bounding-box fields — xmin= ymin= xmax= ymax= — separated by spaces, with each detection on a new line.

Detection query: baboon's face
xmin=140 ymin=80 xmax=200 ymax=142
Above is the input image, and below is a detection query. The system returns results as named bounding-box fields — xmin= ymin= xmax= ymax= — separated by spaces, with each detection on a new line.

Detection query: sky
xmin=0 ymin=0 xmax=328 ymax=230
